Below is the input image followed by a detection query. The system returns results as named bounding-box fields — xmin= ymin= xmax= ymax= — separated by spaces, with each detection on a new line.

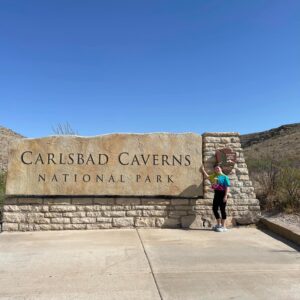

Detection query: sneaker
xmin=217 ymin=226 xmax=228 ymax=232
xmin=212 ymin=224 xmax=221 ymax=231
xmin=216 ymin=226 xmax=224 ymax=232
xmin=222 ymin=227 xmax=228 ymax=232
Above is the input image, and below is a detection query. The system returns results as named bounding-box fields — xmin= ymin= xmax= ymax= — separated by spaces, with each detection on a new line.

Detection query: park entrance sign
xmin=3 ymin=132 xmax=261 ymax=232
xmin=6 ymin=133 xmax=203 ymax=197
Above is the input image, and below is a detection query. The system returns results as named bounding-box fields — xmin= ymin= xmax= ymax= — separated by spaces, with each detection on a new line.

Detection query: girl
xmin=201 ymin=165 xmax=230 ymax=232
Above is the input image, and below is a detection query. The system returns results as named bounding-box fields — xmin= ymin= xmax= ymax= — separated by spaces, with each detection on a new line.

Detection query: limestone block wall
xmin=2 ymin=197 xmax=195 ymax=231
xmin=1 ymin=132 xmax=261 ymax=232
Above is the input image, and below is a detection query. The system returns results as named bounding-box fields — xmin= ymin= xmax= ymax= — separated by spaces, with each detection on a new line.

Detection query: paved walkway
xmin=0 ymin=228 xmax=299 ymax=300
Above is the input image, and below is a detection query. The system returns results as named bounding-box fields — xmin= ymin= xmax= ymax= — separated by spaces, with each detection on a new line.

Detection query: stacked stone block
xmin=2 ymin=197 xmax=195 ymax=231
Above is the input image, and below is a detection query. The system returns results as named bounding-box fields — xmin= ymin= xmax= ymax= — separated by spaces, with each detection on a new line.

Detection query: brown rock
xmin=135 ymin=217 xmax=156 ymax=227
xmin=6 ymin=133 xmax=203 ymax=197
xmin=112 ymin=217 xmax=134 ymax=227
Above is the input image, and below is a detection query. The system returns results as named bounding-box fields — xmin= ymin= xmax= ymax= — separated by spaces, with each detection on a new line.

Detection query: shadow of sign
xmin=179 ymin=184 xmax=203 ymax=198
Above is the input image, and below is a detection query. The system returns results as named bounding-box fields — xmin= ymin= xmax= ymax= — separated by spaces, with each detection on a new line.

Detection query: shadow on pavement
xmin=258 ymin=224 xmax=300 ymax=252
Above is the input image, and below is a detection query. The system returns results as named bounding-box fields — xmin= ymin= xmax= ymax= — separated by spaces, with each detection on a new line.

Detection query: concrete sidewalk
xmin=0 ymin=228 xmax=299 ymax=300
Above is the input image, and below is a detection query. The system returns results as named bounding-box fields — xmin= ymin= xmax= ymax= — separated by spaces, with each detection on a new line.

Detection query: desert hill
xmin=241 ymin=123 xmax=300 ymax=166
xmin=0 ymin=126 xmax=24 ymax=171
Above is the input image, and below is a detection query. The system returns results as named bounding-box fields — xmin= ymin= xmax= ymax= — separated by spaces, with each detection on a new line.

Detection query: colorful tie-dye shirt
xmin=209 ymin=173 xmax=230 ymax=191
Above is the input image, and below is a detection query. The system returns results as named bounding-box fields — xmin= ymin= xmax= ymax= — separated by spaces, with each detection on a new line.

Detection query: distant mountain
xmin=241 ymin=123 xmax=300 ymax=165
xmin=0 ymin=126 xmax=24 ymax=171
xmin=1 ymin=123 xmax=299 ymax=172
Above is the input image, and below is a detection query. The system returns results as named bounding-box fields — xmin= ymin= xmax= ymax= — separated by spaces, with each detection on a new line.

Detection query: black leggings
xmin=212 ymin=190 xmax=227 ymax=220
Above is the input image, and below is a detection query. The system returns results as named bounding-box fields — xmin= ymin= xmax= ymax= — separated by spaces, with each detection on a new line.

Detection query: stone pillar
xmin=182 ymin=132 xmax=261 ymax=229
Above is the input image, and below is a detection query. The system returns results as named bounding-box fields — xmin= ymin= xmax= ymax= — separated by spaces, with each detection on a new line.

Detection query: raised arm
xmin=200 ymin=165 xmax=209 ymax=179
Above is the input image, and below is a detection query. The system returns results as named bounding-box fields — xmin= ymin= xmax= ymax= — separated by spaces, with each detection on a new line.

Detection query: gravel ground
xmin=263 ymin=212 xmax=300 ymax=229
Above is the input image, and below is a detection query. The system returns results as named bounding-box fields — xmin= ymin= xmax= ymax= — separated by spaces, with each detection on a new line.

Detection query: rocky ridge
xmin=0 ymin=126 xmax=24 ymax=172
xmin=241 ymin=123 xmax=300 ymax=165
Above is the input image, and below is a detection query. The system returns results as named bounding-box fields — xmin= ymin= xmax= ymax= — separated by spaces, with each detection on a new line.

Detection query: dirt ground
xmin=263 ymin=212 xmax=300 ymax=229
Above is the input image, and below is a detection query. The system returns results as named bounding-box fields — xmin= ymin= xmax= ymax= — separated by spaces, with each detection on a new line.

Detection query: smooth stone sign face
xmin=6 ymin=133 xmax=203 ymax=197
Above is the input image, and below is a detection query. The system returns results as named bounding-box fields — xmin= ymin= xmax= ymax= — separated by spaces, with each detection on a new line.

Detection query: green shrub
xmin=278 ymin=167 xmax=300 ymax=212
xmin=247 ymin=156 xmax=281 ymax=210
xmin=246 ymin=155 xmax=300 ymax=213
xmin=0 ymin=171 xmax=6 ymax=220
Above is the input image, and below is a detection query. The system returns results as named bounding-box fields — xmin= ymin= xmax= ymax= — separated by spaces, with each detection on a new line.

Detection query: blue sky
xmin=0 ymin=0 xmax=299 ymax=137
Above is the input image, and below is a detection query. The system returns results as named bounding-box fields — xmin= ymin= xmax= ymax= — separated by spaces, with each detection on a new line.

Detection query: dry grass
xmin=242 ymin=124 xmax=300 ymax=213
xmin=242 ymin=123 xmax=300 ymax=168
